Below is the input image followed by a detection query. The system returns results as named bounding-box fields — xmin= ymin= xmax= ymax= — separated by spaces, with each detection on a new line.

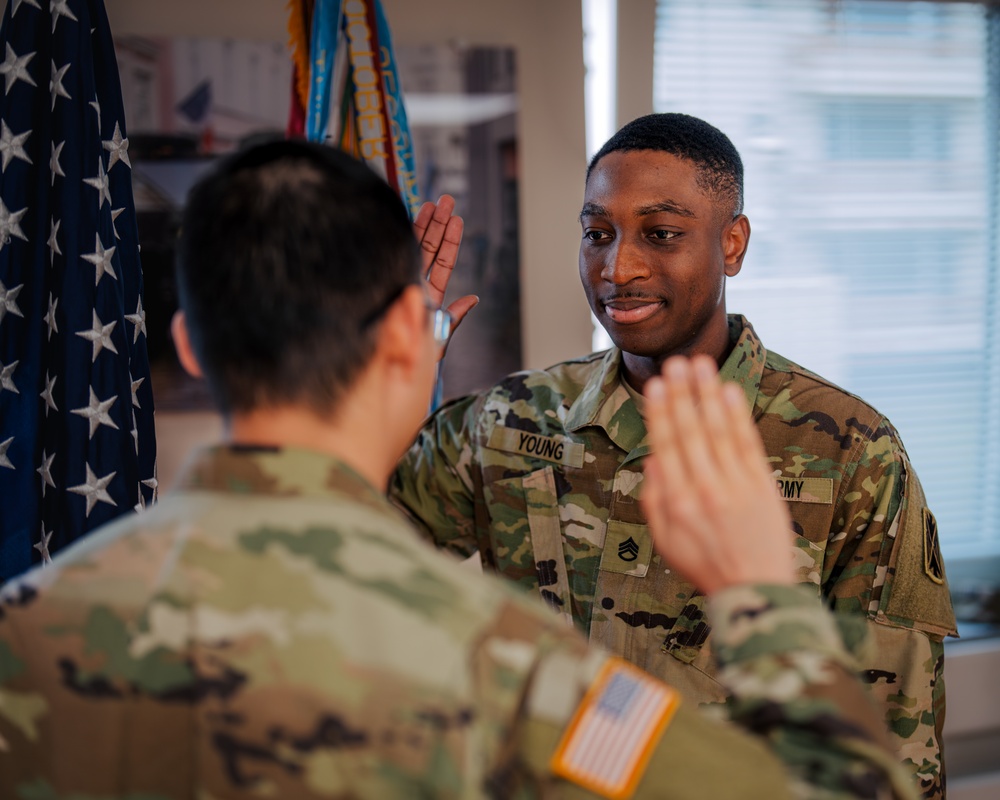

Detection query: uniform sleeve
xmin=480 ymin=586 xmax=918 ymax=800
xmin=389 ymin=394 xmax=482 ymax=559
xmin=824 ymin=422 xmax=956 ymax=799
xmin=866 ymin=452 xmax=955 ymax=799
xmin=707 ymin=584 xmax=919 ymax=800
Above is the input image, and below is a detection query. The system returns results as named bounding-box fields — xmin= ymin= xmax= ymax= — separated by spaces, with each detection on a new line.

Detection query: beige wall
xmin=106 ymin=0 xmax=594 ymax=370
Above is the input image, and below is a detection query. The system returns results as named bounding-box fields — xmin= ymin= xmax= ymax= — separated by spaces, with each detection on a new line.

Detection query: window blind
xmin=653 ymin=0 xmax=998 ymax=558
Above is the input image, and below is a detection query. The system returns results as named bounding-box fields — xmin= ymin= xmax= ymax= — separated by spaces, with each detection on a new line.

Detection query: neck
xmin=620 ymin=313 xmax=733 ymax=393
xmin=226 ymin=402 xmax=397 ymax=491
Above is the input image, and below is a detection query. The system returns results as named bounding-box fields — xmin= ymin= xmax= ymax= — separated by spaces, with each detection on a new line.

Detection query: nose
xmin=600 ymin=239 xmax=651 ymax=285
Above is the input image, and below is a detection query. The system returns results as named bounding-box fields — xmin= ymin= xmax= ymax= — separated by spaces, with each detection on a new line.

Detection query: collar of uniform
xmin=565 ymin=348 xmax=648 ymax=454
xmin=176 ymin=445 xmax=390 ymax=511
xmin=719 ymin=315 xmax=766 ymax=415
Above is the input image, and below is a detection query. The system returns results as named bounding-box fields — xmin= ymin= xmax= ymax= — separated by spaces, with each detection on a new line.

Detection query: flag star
xmin=0 ymin=278 xmax=24 ymax=324
xmin=0 ymin=121 xmax=32 ymax=172
xmin=130 ymin=375 xmax=144 ymax=408
xmin=0 ymin=436 xmax=13 ymax=469
xmin=40 ymin=371 xmax=58 ymax=415
xmin=0 ymin=44 xmax=37 ymax=95
xmin=0 ymin=359 xmax=18 ymax=395
xmin=37 ymin=450 xmax=55 ymax=497
xmin=81 ymin=232 xmax=117 ymax=286
xmin=125 ymin=296 xmax=146 ymax=344
xmin=50 ymin=0 xmax=78 ymax=33
xmin=76 ymin=310 xmax=118 ymax=362
xmin=68 ymin=464 xmax=117 ymax=517
xmin=90 ymin=98 xmax=101 ymax=126
xmin=0 ymin=198 xmax=28 ymax=249
xmin=48 ymin=217 xmax=61 ymax=264
xmin=103 ymin=122 xmax=130 ymax=171
xmin=50 ymin=60 xmax=71 ymax=110
xmin=34 ymin=525 xmax=53 ymax=564
xmin=141 ymin=475 xmax=159 ymax=506
xmin=130 ymin=410 xmax=139 ymax=454
xmin=12 ymin=0 xmax=42 ymax=18
xmin=110 ymin=207 xmax=124 ymax=239
xmin=71 ymin=386 xmax=120 ymax=439
xmin=43 ymin=293 xmax=58 ymax=339
xmin=50 ymin=141 xmax=66 ymax=185
xmin=83 ymin=158 xmax=111 ymax=209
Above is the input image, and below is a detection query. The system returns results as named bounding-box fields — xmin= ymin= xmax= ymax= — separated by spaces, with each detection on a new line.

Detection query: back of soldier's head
xmin=176 ymin=140 xmax=420 ymax=417
xmin=588 ymin=113 xmax=745 ymax=217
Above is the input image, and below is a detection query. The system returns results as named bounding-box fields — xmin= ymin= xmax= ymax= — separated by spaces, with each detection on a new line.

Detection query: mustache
xmin=601 ymin=292 xmax=664 ymax=304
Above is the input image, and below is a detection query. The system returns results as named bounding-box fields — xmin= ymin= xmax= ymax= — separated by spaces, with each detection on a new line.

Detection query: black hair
xmin=587 ymin=113 xmax=744 ymax=216
xmin=176 ymin=139 xmax=420 ymax=416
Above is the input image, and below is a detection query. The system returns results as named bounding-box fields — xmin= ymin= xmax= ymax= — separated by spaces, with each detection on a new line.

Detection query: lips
xmin=603 ymin=298 xmax=664 ymax=324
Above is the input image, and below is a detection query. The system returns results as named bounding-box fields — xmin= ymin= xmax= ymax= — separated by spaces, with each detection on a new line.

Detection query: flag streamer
xmin=303 ymin=0 xmax=420 ymax=217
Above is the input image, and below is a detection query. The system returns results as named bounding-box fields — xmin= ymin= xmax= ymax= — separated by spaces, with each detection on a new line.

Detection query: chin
xmin=601 ymin=326 xmax=661 ymax=358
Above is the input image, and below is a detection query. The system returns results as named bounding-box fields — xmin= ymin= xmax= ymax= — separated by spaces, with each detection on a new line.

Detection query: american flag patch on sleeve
xmin=550 ymin=657 xmax=680 ymax=799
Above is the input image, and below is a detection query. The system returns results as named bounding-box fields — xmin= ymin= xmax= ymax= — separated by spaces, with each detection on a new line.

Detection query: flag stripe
xmin=551 ymin=658 xmax=680 ymax=799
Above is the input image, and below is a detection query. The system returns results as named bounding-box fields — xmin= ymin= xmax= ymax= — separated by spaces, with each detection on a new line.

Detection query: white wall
xmin=106 ymin=0 xmax=594 ymax=371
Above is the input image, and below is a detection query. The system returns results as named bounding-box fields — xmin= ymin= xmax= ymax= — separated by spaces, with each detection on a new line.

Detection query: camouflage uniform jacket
xmin=0 ymin=445 xmax=916 ymax=799
xmin=392 ymin=315 xmax=958 ymax=798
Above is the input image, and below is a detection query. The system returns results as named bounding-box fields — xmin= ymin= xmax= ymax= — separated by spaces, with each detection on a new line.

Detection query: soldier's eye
xmin=649 ymin=230 xmax=680 ymax=241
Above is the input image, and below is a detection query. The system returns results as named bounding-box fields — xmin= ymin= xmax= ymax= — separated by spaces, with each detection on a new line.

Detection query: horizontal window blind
xmin=654 ymin=0 xmax=998 ymax=558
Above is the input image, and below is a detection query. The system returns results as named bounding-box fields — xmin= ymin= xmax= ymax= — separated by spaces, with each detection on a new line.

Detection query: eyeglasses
xmin=361 ymin=283 xmax=452 ymax=346
xmin=428 ymin=303 xmax=453 ymax=346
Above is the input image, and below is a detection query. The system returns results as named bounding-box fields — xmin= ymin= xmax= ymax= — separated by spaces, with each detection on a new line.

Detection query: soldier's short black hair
xmin=587 ymin=113 xmax=744 ymax=217
xmin=177 ymin=139 xmax=420 ymax=417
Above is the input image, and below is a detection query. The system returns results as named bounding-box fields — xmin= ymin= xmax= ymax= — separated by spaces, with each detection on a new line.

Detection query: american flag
xmin=0 ymin=0 xmax=156 ymax=582
xmin=551 ymin=658 xmax=681 ymax=799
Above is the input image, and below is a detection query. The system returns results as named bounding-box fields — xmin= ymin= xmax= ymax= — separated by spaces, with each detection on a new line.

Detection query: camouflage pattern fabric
xmin=392 ymin=315 xmax=957 ymax=799
xmin=0 ymin=446 xmax=916 ymax=799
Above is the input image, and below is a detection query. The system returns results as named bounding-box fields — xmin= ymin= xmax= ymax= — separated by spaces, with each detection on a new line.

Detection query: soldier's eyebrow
xmin=580 ymin=202 xmax=608 ymax=221
xmin=579 ymin=200 xmax=696 ymax=221
xmin=637 ymin=201 xmax=695 ymax=218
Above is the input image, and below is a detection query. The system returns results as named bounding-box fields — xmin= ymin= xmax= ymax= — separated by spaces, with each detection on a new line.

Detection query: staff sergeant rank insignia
xmin=618 ymin=536 xmax=639 ymax=562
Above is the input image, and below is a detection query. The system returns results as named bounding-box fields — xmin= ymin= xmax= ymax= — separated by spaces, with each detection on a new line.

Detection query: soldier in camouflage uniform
xmin=392 ymin=114 xmax=957 ymax=798
xmin=0 ymin=140 xmax=917 ymax=798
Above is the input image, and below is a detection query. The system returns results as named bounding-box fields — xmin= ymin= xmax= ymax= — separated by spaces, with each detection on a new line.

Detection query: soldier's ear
xmin=723 ymin=215 xmax=750 ymax=277
xmin=171 ymin=311 xmax=204 ymax=379
xmin=375 ymin=284 xmax=430 ymax=371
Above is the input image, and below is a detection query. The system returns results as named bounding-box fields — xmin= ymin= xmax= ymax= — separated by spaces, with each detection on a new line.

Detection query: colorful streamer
xmin=301 ymin=0 xmax=420 ymax=218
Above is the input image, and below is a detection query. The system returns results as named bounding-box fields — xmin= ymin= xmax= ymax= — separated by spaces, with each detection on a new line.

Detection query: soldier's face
xmin=579 ymin=150 xmax=745 ymax=361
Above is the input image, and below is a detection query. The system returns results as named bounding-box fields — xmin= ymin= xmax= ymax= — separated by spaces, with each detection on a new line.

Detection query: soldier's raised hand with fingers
xmin=641 ymin=355 xmax=795 ymax=594
xmin=412 ymin=194 xmax=478 ymax=352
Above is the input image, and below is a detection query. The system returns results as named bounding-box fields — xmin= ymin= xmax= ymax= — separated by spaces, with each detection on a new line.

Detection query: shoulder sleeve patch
xmin=551 ymin=657 xmax=680 ymax=799
xmin=879 ymin=463 xmax=958 ymax=638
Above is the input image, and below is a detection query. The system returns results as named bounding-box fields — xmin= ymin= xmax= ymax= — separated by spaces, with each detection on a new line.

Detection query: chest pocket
xmin=599 ymin=520 xmax=652 ymax=577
